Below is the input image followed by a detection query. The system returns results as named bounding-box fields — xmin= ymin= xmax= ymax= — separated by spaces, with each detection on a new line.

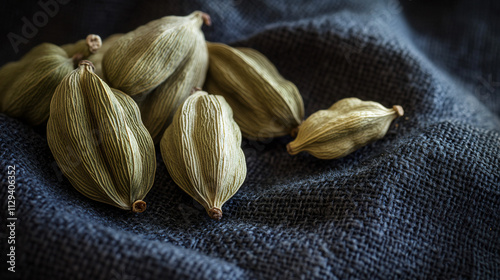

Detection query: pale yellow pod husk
xmin=160 ymin=91 xmax=247 ymax=220
xmin=287 ymin=98 xmax=404 ymax=159
xmin=103 ymin=11 xmax=210 ymax=96
xmin=87 ymin=34 xmax=123 ymax=80
xmin=136 ymin=30 xmax=208 ymax=143
xmin=47 ymin=61 xmax=156 ymax=212
xmin=204 ymin=42 xmax=304 ymax=140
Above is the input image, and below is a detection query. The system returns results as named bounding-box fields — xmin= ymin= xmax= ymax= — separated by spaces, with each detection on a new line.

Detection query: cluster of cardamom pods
xmin=0 ymin=11 xmax=403 ymax=219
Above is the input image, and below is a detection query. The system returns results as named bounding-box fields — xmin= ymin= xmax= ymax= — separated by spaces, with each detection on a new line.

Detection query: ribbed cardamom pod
xmin=160 ymin=91 xmax=246 ymax=220
xmin=103 ymin=11 xmax=211 ymax=96
xmin=47 ymin=61 xmax=156 ymax=212
xmin=136 ymin=31 xmax=208 ymax=143
xmin=87 ymin=34 xmax=123 ymax=80
xmin=0 ymin=35 xmax=102 ymax=125
xmin=0 ymin=44 xmax=75 ymax=125
xmin=204 ymin=42 xmax=304 ymax=140
xmin=287 ymin=98 xmax=404 ymax=159
xmin=0 ymin=46 xmax=39 ymax=96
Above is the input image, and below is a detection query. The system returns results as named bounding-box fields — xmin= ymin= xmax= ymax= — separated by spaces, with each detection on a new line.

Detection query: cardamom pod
xmin=160 ymin=90 xmax=246 ymax=220
xmin=0 ymin=42 xmax=64 ymax=106
xmin=0 ymin=35 xmax=101 ymax=125
xmin=103 ymin=11 xmax=211 ymax=96
xmin=47 ymin=60 xmax=156 ymax=212
xmin=87 ymin=34 xmax=123 ymax=80
xmin=204 ymin=42 xmax=304 ymax=140
xmin=287 ymin=98 xmax=404 ymax=159
xmin=136 ymin=31 xmax=208 ymax=143
xmin=0 ymin=44 xmax=74 ymax=125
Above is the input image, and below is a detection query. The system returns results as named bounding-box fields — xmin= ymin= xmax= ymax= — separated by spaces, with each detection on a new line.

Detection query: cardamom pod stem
xmin=87 ymin=34 xmax=123 ymax=80
xmin=61 ymin=34 xmax=102 ymax=59
xmin=132 ymin=200 xmax=147 ymax=213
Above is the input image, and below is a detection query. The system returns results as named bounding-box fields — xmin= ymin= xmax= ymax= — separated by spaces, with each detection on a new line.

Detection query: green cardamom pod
xmin=103 ymin=11 xmax=211 ymax=96
xmin=87 ymin=34 xmax=123 ymax=80
xmin=160 ymin=90 xmax=246 ymax=220
xmin=0 ymin=35 xmax=102 ymax=125
xmin=287 ymin=98 xmax=404 ymax=159
xmin=0 ymin=42 xmax=65 ymax=105
xmin=136 ymin=31 xmax=208 ymax=143
xmin=47 ymin=60 xmax=156 ymax=212
xmin=204 ymin=42 xmax=305 ymax=140
xmin=0 ymin=44 xmax=74 ymax=125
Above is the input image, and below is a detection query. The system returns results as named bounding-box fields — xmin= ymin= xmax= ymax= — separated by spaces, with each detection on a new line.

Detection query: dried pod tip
xmin=393 ymin=105 xmax=404 ymax=117
xmin=190 ymin=87 xmax=202 ymax=95
xmin=290 ymin=124 xmax=301 ymax=138
xmin=208 ymin=207 xmax=222 ymax=220
xmin=286 ymin=143 xmax=295 ymax=155
xmin=72 ymin=53 xmax=84 ymax=65
xmin=86 ymin=34 xmax=102 ymax=54
xmin=79 ymin=60 xmax=95 ymax=72
xmin=201 ymin=12 xmax=211 ymax=26
xmin=132 ymin=200 xmax=147 ymax=213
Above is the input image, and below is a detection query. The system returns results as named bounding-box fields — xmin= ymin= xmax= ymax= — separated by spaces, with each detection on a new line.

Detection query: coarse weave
xmin=0 ymin=0 xmax=499 ymax=279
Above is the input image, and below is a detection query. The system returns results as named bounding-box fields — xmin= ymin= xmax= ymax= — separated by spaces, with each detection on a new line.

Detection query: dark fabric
xmin=1 ymin=0 xmax=499 ymax=279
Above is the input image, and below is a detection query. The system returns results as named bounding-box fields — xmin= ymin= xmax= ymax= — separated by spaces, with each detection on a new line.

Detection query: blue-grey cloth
xmin=1 ymin=0 xmax=499 ymax=279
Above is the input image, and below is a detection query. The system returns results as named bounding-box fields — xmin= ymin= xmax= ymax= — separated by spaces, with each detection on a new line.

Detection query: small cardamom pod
xmin=103 ymin=11 xmax=211 ymax=96
xmin=47 ymin=60 xmax=156 ymax=212
xmin=87 ymin=34 xmax=123 ymax=80
xmin=160 ymin=90 xmax=246 ymax=220
xmin=0 ymin=44 xmax=75 ymax=125
xmin=136 ymin=31 xmax=208 ymax=143
xmin=0 ymin=35 xmax=102 ymax=125
xmin=287 ymin=98 xmax=404 ymax=159
xmin=0 ymin=42 xmax=64 ymax=105
xmin=204 ymin=42 xmax=304 ymax=140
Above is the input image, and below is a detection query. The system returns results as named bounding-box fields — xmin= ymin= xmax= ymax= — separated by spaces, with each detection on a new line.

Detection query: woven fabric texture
xmin=0 ymin=0 xmax=499 ymax=279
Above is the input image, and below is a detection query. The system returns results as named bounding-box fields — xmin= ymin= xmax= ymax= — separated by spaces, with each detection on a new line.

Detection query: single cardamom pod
xmin=0 ymin=43 xmax=61 ymax=110
xmin=0 ymin=35 xmax=102 ymax=125
xmin=87 ymin=34 xmax=123 ymax=80
xmin=0 ymin=44 xmax=75 ymax=125
xmin=136 ymin=31 xmax=208 ymax=143
xmin=204 ymin=42 xmax=304 ymax=140
xmin=0 ymin=42 xmax=67 ymax=105
xmin=287 ymin=98 xmax=404 ymax=159
xmin=47 ymin=60 xmax=156 ymax=212
xmin=160 ymin=90 xmax=246 ymax=220
xmin=103 ymin=11 xmax=211 ymax=96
